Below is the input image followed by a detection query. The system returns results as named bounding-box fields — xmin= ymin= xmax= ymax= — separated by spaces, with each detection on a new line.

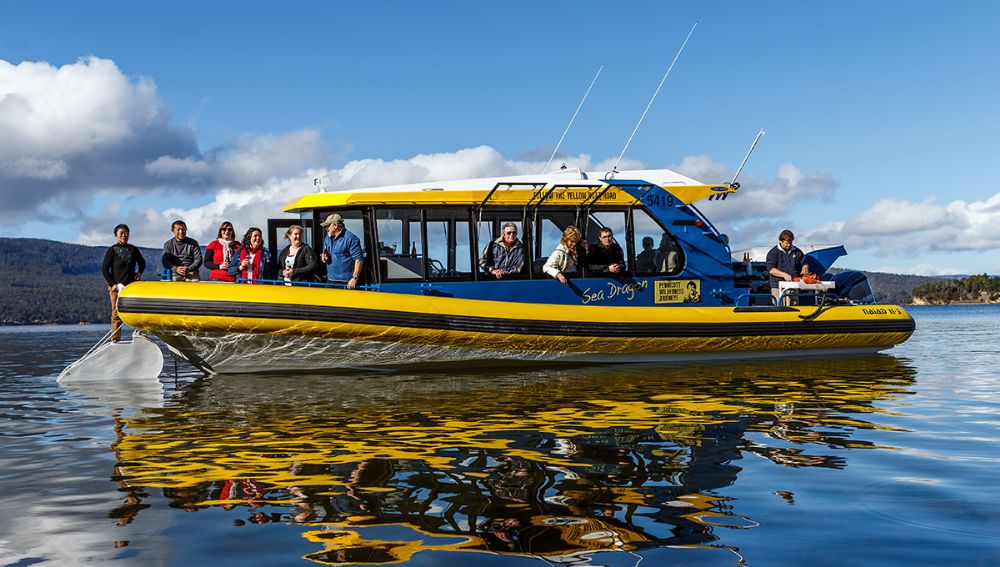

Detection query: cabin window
xmin=532 ymin=210 xmax=577 ymax=278
xmin=585 ymin=211 xmax=629 ymax=273
xmin=375 ymin=208 xmax=425 ymax=280
xmin=314 ymin=209 xmax=366 ymax=247
xmin=632 ymin=208 xmax=684 ymax=276
xmin=477 ymin=215 xmax=528 ymax=278
xmin=297 ymin=213 xmax=316 ymax=247
xmin=426 ymin=210 xmax=473 ymax=280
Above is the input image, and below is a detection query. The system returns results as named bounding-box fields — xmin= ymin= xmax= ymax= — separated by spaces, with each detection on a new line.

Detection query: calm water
xmin=1 ymin=306 xmax=998 ymax=566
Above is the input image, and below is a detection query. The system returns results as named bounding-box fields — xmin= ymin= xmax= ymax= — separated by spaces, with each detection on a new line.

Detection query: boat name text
xmin=581 ymin=280 xmax=649 ymax=304
xmin=861 ymin=307 xmax=904 ymax=316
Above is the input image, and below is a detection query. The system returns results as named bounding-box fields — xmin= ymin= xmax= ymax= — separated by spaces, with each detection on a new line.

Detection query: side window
xmin=426 ymin=210 xmax=474 ymax=280
xmin=632 ymin=209 xmax=683 ymax=276
xmin=315 ymin=209 xmax=366 ymax=250
xmin=454 ymin=217 xmax=473 ymax=277
xmin=533 ymin=210 xmax=577 ymax=278
xmin=298 ymin=213 xmax=316 ymax=248
xmin=476 ymin=215 xmax=526 ymax=278
xmin=375 ymin=208 xmax=424 ymax=280
xmin=587 ymin=211 xmax=628 ymax=272
xmin=311 ymin=209 xmax=370 ymax=282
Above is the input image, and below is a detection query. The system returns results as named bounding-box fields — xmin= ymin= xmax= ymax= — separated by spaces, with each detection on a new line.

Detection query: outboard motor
xmin=826 ymin=270 xmax=876 ymax=304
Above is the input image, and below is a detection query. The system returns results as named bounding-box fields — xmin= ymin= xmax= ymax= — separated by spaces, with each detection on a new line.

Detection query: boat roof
xmin=283 ymin=167 xmax=729 ymax=212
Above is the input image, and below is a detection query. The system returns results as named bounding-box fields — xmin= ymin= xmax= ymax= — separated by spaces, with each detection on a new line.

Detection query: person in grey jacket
xmin=479 ymin=222 xmax=525 ymax=279
xmin=162 ymin=219 xmax=203 ymax=281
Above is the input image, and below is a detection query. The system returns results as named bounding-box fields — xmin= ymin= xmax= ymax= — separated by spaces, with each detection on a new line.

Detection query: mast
xmin=542 ymin=65 xmax=604 ymax=174
xmin=609 ymin=22 xmax=697 ymax=179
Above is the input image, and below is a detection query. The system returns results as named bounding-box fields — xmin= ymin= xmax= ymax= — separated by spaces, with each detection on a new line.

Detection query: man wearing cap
xmin=319 ymin=213 xmax=364 ymax=289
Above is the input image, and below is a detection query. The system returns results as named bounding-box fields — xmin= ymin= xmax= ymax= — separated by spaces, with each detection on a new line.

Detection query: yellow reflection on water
xmin=116 ymin=355 xmax=915 ymax=563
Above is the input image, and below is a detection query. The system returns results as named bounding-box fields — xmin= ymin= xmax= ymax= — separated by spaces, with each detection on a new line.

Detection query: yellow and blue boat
xmin=118 ymin=168 xmax=914 ymax=373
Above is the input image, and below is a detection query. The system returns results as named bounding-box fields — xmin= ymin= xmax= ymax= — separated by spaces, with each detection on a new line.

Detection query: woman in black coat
xmin=277 ymin=225 xmax=318 ymax=283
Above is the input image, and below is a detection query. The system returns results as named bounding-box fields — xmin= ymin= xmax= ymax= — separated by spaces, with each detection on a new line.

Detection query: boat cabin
xmin=269 ymin=170 xmax=743 ymax=307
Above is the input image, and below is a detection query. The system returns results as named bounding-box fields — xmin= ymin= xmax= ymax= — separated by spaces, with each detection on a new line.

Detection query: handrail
xmin=158 ymin=274 xmax=379 ymax=291
xmin=735 ymin=292 xmax=778 ymax=307
xmin=233 ymin=277 xmax=379 ymax=290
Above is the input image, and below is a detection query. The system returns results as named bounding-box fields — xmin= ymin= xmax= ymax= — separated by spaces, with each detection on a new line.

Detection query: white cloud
xmin=79 ymin=146 xmax=618 ymax=248
xmin=145 ymin=129 xmax=330 ymax=187
xmin=804 ymin=192 xmax=1000 ymax=258
xmin=0 ymin=56 xmax=198 ymax=220
xmin=871 ymin=263 xmax=964 ymax=276
xmin=0 ymin=57 xmax=162 ymax=158
xmin=677 ymin=156 xmax=840 ymax=245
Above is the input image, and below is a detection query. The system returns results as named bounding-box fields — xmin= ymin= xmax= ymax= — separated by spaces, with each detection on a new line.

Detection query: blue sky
xmin=2 ymin=1 xmax=999 ymax=274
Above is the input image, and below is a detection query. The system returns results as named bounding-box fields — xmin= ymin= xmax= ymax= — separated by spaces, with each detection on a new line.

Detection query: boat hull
xmin=118 ymin=282 xmax=915 ymax=374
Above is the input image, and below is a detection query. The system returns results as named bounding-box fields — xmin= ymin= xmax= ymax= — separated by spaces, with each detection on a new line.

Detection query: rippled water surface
xmin=1 ymin=306 xmax=998 ymax=566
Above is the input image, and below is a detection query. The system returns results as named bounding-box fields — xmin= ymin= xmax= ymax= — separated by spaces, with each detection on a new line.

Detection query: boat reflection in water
xmin=116 ymin=355 xmax=916 ymax=564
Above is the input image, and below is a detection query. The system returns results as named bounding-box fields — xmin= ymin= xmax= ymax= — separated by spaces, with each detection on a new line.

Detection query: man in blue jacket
xmin=319 ymin=213 xmax=364 ymax=289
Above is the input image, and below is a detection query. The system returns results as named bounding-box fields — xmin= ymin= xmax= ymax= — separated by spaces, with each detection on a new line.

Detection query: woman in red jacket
xmin=204 ymin=221 xmax=242 ymax=282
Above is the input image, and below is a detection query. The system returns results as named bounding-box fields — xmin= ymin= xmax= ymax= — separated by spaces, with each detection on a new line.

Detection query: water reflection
xmin=116 ymin=355 xmax=916 ymax=564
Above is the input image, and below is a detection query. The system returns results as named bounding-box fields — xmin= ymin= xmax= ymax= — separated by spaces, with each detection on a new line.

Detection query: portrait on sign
xmin=654 ymin=279 xmax=701 ymax=304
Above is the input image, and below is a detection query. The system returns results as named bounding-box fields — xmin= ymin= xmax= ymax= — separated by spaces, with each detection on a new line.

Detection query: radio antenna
xmin=542 ymin=64 xmax=604 ymax=174
xmin=609 ymin=22 xmax=697 ymax=179
xmin=730 ymin=129 xmax=765 ymax=187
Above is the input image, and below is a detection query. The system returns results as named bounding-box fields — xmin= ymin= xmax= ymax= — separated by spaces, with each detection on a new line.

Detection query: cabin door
xmin=266 ymin=217 xmax=312 ymax=262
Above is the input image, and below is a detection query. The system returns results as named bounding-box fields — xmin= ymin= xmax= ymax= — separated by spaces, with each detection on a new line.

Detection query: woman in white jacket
xmin=543 ymin=226 xmax=585 ymax=285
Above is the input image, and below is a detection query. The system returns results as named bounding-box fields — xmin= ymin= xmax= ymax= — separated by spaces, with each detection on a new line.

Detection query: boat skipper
xmin=319 ymin=213 xmax=364 ymax=289
xmin=766 ymin=229 xmax=809 ymax=305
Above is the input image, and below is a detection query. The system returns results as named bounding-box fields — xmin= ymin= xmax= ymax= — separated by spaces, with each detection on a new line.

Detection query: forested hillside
xmin=912 ymin=274 xmax=1000 ymax=304
xmin=0 ymin=238 xmax=161 ymax=324
xmin=857 ymin=270 xmax=948 ymax=306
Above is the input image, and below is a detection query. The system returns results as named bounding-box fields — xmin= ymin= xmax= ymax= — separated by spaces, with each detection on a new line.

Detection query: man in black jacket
xmin=766 ymin=229 xmax=808 ymax=305
xmin=587 ymin=227 xmax=625 ymax=275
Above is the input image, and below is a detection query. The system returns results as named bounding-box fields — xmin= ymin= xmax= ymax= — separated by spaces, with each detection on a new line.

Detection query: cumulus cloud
xmin=804 ymin=192 xmax=1000 ymax=258
xmin=78 ymin=146 xmax=630 ymax=248
xmin=145 ymin=129 xmax=330 ymax=187
xmin=0 ymin=56 xmax=199 ymax=220
xmin=676 ymin=155 xmax=840 ymax=245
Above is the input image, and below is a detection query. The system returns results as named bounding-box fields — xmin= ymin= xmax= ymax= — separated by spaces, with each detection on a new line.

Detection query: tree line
xmin=912 ymin=274 xmax=1000 ymax=304
xmin=0 ymin=238 xmax=160 ymax=324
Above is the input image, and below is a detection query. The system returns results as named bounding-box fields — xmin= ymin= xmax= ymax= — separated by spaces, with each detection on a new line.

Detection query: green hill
xmin=845 ymin=269 xmax=948 ymax=306
xmin=0 ymin=238 xmax=163 ymax=324
xmin=911 ymin=274 xmax=1000 ymax=304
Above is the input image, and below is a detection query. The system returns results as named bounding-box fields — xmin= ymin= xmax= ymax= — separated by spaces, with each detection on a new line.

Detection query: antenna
xmin=313 ymin=177 xmax=324 ymax=193
xmin=609 ymin=22 xmax=697 ymax=179
xmin=542 ymin=64 xmax=604 ymax=175
xmin=730 ymin=129 xmax=765 ymax=187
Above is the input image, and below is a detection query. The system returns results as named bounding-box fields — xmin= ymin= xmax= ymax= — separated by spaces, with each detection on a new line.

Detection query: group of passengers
xmin=156 ymin=214 xmax=364 ymax=287
xmin=101 ymin=216 xmax=674 ymax=338
xmin=102 ymin=215 xmax=365 ymax=340
xmin=480 ymin=223 xmax=678 ymax=285
xmin=105 ymin=216 xmax=683 ymax=294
